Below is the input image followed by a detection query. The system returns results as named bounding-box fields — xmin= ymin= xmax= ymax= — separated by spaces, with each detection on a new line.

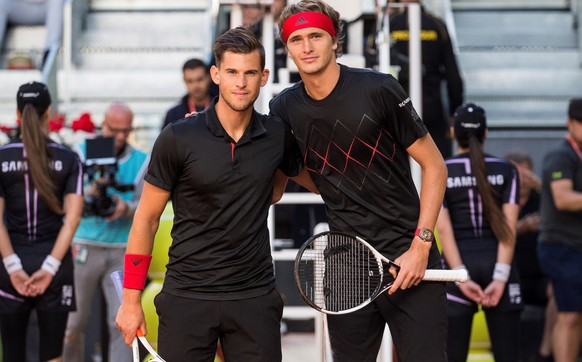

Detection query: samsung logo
xmin=2 ymin=160 xmax=63 ymax=172
xmin=447 ymin=174 xmax=505 ymax=188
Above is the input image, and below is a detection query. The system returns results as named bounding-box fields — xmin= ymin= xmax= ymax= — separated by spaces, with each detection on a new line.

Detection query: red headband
xmin=281 ymin=12 xmax=337 ymax=44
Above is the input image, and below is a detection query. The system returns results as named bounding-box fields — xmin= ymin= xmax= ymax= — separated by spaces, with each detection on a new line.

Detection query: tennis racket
xmin=294 ymin=231 xmax=468 ymax=315
xmin=110 ymin=270 xmax=166 ymax=362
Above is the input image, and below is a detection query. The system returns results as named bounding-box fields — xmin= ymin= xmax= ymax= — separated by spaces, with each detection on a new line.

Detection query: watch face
xmin=420 ymin=229 xmax=433 ymax=241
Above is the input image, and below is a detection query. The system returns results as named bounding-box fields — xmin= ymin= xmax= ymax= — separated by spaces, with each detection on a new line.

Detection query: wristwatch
xmin=415 ymin=228 xmax=434 ymax=242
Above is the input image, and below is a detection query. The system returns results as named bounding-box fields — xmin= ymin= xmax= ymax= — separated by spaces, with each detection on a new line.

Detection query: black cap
xmin=568 ymin=98 xmax=582 ymax=121
xmin=16 ymin=81 xmax=51 ymax=115
xmin=454 ymin=103 xmax=486 ymax=146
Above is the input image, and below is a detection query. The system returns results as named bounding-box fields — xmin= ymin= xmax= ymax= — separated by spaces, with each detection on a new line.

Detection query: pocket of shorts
xmin=153 ymin=291 xmax=165 ymax=315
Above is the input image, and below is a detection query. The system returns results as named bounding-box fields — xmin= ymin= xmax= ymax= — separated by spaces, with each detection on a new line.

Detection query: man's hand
xmin=389 ymin=239 xmax=430 ymax=295
xmin=116 ymin=290 xmax=147 ymax=346
xmin=104 ymin=196 xmax=128 ymax=221
xmin=516 ymin=212 xmax=540 ymax=235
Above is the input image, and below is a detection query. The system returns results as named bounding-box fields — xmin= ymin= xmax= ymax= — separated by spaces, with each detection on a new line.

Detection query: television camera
xmin=83 ymin=137 xmax=134 ymax=217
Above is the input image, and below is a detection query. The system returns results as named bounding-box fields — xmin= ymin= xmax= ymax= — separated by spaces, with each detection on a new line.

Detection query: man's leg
xmin=220 ymin=289 xmax=284 ymax=362
xmin=552 ymin=312 xmax=582 ymax=362
xmin=538 ymin=243 xmax=582 ymax=362
xmin=156 ymin=292 xmax=220 ymax=362
xmin=538 ymin=286 xmax=556 ymax=359
xmin=381 ymin=282 xmax=448 ymax=362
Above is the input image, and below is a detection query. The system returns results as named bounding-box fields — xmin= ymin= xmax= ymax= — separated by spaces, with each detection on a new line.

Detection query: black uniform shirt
xmin=270 ymin=65 xmax=441 ymax=263
xmin=0 ymin=139 xmax=83 ymax=253
xmin=443 ymin=153 xmax=519 ymax=248
xmin=539 ymin=139 xmax=582 ymax=251
xmin=390 ymin=8 xmax=464 ymax=130
xmin=145 ymin=98 xmax=302 ymax=300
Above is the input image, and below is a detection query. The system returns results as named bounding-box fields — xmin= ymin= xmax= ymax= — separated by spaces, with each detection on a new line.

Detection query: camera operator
xmin=63 ymin=102 xmax=149 ymax=362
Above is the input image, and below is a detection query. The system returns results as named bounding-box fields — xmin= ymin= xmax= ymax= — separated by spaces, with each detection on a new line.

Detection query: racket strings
xmin=296 ymin=234 xmax=383 ymax=312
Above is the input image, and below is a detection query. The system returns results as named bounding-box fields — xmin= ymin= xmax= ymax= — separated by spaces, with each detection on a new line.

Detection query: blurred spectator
xmin=214 ymin=0 xmax=304 ymax=84
xmin=242 ymin=3 xmax=265 ymax=30
xmin=162 ymin=58 xmax=212 ymax=129
xmin=0 ymin=0 xmax=66 ymax=67
xmin=389 ymin=0 xmax=464 ymax=159
xmin=506 ymin=150 xmax=555 ymax=362
xmin=538 ymin=98 xmax=582 ymax=362
xmin=242 ymin=1 xmax=289 ymax=83
xmin=506 ymin=150 xmax=544 ymax=305
xmin=63 ymin=102 xmax=149 ymax=362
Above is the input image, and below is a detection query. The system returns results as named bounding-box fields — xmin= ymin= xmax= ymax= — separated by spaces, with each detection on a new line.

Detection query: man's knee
xmin=556 ymin=312 xmax=582 ymax=328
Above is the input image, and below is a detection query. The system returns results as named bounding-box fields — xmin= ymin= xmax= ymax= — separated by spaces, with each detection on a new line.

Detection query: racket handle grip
xmin=423 ymin=268 xmax=469 ymax=282
xmin=110 ymin=270 xmax=124 ymax=303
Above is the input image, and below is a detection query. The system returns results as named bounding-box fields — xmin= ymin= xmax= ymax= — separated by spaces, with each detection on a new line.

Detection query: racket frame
xmin=294 ymin=231 xmax=468 ymax=315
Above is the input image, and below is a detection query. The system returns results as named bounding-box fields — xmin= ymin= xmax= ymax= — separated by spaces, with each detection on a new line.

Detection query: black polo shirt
xmin=145 ymin=98 xmax=302 ymax=300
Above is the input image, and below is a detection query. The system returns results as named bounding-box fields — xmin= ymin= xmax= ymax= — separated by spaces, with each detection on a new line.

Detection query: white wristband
xmin=493 ymin=262 xmax=511 ymax=282
xmin=41 ymin=255 xmax=61 ymax=276
xmin=453 ymin=264 xmax=470 ymax=286
xmin=3 ymin=254 xmax=23 ymax=274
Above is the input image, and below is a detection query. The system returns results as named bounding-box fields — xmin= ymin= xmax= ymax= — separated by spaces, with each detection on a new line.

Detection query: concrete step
xmin=462 ymin=68 xmax=582 ymax=97
xmin=81 ymin=30 xmax=207 ymax=50
xmin=452 ymin=0 xmax=569 ymax=10
xmin=457 ymin=49 xmax=580 ymax=69
xmin=466 ymin=96 xmax=568 ymax=128
xmin=454 ymin=10 xmax=576 ymax=48
xmin=80 ymin=12 xmax=211 ymax=50
xmin=90 ymin=0 xmax=210 ymax=11
xmin=85 ymin=11 xmax=208 ymax=32
xmin=77 ymin=50 xmax=207 ymax=69
xmin=57 ymin=69 xmax=184 ymax=101
xmin=2 ymin=25 xmax=46 ymax=51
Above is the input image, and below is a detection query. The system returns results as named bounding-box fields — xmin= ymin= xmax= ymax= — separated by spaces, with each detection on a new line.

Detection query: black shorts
xmin=538 ymin=242 xmax=582 ymax=312
xmin=0 ymin=250 xmax=76 ymax=314
xmin=155 ymin=288 xmax=284 ymax=362
xmin=326 ymin=280 xmax=448 ymax=362
xmin=446 ymin=247 xmax=523 ymax=316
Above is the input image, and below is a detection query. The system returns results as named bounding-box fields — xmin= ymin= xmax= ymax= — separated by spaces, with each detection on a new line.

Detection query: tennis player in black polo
xmin=0 ymin=81 xmax=83 ymax=361
xmin=115 ymin=27 xmax=314 ymax=362
xmin=436 ymin=103 xmax=522 ymax=362
xmin=271 ymin=1 xmax=448 ymax=361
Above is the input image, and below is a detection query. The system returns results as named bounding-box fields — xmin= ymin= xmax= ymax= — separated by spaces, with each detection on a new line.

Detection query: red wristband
xmin=123 ymin=254 xmax=152 ymax=290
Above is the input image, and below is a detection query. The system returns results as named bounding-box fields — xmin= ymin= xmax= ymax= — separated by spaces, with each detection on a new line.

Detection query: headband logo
xmin=295 ymin=16 xmax=308 ymax=26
